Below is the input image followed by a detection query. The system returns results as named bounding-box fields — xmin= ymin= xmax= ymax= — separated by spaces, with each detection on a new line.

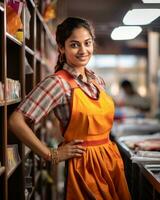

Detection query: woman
xmin=9 ymin=17 xmax=131 ymax=200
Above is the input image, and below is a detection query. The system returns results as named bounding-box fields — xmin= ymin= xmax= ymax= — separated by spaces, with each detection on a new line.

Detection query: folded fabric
xmin=134 ymin=139 xmax=160 ymax=151
xmin=137 ymin=150 xmax=160 ymax=158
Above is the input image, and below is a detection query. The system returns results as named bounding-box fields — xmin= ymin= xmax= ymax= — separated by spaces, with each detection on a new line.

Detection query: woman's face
xmin=60 ymin=27 xmax=94 ymax=68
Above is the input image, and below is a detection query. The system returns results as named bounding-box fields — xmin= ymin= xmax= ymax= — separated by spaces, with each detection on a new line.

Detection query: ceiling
xmin=56 ymin=0 xmax=160 ymax=55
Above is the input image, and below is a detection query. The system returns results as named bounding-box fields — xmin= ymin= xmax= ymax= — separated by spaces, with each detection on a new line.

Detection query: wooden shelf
xmin=25 ymin=46 xmax=35 ymax=56
xmin=6 ymin=32 xmax=22 ymax=46
xmin=0 ymin=98 xmax=21 ymax=107
xmin=1 ymin=1 xmax=57 ymax=199
xmin=6 ymin=98 xmax=21 ymax=106
xmin=36 ymin=56 xmax=46 ymax=66
xmin=36 ymin=9 xmax=56 ymax=47
xmin=35 ymin=53 xmax=41 ymax=62
xmin=0 ymin=166 xmax=5 ymax=176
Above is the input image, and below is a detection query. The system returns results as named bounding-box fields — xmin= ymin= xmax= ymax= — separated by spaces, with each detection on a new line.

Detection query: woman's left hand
xmin=57 ymin=139 xmax=86 ymax=162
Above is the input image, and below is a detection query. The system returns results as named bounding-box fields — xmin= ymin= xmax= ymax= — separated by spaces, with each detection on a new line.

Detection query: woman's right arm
xmin=9 ymin=111 xmax=51 ymax=159
xmin=9 ymin=111 xmax=86 ymax=162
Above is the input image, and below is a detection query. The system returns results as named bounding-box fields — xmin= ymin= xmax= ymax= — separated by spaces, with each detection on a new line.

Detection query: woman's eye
xmin=85 ymin=41 xmax=92 ymax=46
xmin=70 ymin=43 xmax=79 ymax=48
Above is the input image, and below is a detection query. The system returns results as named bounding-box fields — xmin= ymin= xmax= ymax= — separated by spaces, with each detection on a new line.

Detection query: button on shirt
xmin=17 ymin=64 xmax=106 ymax=130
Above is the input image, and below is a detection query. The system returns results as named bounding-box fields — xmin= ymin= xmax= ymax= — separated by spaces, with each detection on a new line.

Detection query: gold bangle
xmin=49 ymin=148 xmax=59 ymax=165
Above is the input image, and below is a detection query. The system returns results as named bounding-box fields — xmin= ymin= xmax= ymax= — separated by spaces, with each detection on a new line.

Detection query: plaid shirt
xmin=17 ymin=64 xmax=106 ymax=129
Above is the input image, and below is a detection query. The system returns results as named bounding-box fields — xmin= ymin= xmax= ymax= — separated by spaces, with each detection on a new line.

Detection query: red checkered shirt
xmin=17 ymin=64 xmax=106 ymax=129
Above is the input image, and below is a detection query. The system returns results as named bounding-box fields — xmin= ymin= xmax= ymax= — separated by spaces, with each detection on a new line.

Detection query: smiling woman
xmin=55 ymin=17 xmax=95 ymax=75
xmin=9 ymin=17 xmax=131 ymax=200
xmin=59 ymin=27 xmax=94 ymax=73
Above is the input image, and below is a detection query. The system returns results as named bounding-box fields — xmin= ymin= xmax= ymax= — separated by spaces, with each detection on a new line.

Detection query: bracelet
xmin=45 ymin=150 xmax=52 ymax=161
xmin=49 ymin=148 xmax=59 ymax=165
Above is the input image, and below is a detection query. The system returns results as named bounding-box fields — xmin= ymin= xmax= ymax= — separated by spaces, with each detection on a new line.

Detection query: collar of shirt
xmin=63 ymin=63 xmax=96 ymax=83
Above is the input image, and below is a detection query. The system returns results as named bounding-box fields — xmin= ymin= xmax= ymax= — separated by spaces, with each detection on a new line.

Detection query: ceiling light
xmin=123 ymin=9 xmax=160 ymax=25
xmin=142 ymin=0 xmax=160 ymax=3
xmin=111 ymin=26 xmax=142 ymax=40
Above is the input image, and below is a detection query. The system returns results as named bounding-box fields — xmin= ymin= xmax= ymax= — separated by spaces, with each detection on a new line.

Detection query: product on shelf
xmin=6 ymin=78 xmax=21 ymax=101
xmin=6 ymin=1 xmax=23 ymax=35
xmin=0 ymin=79 xmax=21 ymax=103
xmin=7 ymin=0 xmax=23 ymax=15
xmin=134 ymin=139 xmax=160 ymax=151
xmin=43 ymin=2 xmax=56 ymax=22
xmin=15 ymin=28 xmax=23 ymax=42
xmin=7 ymin=144 xmax=21 ymax=175
xmin=120 ymin=132 xmax=160 ymax=150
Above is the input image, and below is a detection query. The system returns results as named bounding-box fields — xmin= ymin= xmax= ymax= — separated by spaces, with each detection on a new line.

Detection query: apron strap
xmin=55 ymin=69 xmax=78 ymax=88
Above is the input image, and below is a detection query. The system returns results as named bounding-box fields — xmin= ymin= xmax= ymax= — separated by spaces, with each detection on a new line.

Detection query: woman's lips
xmin=76 ymin=55 xmax=89 ymax=60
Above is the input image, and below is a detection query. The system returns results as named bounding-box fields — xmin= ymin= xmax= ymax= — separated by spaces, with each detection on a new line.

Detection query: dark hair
xmin=120 ymin=80 xmax=132 ymax=88
xmin=55 ymin=17 xmax=95 ymax=72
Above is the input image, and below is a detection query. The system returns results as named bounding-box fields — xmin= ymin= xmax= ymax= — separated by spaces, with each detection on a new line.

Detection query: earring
xmin=59 ymin=54 xmax=64 ymax=63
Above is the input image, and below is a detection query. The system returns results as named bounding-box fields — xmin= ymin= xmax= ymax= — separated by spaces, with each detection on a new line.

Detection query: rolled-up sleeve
xmin=16 ymin=75 xmax=63 ymax=124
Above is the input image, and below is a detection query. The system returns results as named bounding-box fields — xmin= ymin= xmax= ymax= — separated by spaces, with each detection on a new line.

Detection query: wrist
xmin=49 ymin=147 xmax=59 ymax=165
xmin=45 ymin=149 xmax=52 ymax=161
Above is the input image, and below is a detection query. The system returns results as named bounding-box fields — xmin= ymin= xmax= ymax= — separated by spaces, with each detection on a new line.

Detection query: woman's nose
xmin=78 ymin=45 xmax=87 ymax=54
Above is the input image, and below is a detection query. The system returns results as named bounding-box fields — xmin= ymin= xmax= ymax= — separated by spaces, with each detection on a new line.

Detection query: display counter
xmin=114 ymin=138 xmax=160 ymax=200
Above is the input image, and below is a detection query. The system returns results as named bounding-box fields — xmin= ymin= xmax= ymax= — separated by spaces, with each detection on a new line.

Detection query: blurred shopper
xmin=118 ymin=79 xmax=150 ymax=112
xmin=9 ymin=17 xmax=131 ymax=200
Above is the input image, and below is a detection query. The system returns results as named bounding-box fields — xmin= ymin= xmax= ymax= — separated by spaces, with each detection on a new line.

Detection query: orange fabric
xmin=57 ymin=70 xmax=131 ymax=200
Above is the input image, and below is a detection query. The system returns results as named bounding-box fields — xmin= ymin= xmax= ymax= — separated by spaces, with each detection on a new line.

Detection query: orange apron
xmin=57 ymin=70 xmax=131 ymax=200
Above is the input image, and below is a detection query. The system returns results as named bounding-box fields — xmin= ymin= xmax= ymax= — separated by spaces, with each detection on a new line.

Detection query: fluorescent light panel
xmin=123 ymin=9 xmax=160 ymax=25
xmin=111 ymin=26 xmax=142 ymax=40
xmin=142 ymin=0 xmax=160 ymax=3
xmin=87 ymin=55 xmax=141 ymax=68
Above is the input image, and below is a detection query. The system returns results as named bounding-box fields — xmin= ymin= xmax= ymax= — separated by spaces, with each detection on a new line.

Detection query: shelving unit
xmin=0 ymin=1 xmax=57 ymax=199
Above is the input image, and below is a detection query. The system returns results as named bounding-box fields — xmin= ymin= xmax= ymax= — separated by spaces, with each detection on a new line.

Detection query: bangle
xmin=45 ymin=150 xmax=52 ymax=161
xmin=49 ymin=148 xmax=59 ymax=165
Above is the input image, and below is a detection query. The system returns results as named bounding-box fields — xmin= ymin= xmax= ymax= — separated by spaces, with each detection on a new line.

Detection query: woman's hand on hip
xmin=58 ymin=139 xmax=86 ymax=161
